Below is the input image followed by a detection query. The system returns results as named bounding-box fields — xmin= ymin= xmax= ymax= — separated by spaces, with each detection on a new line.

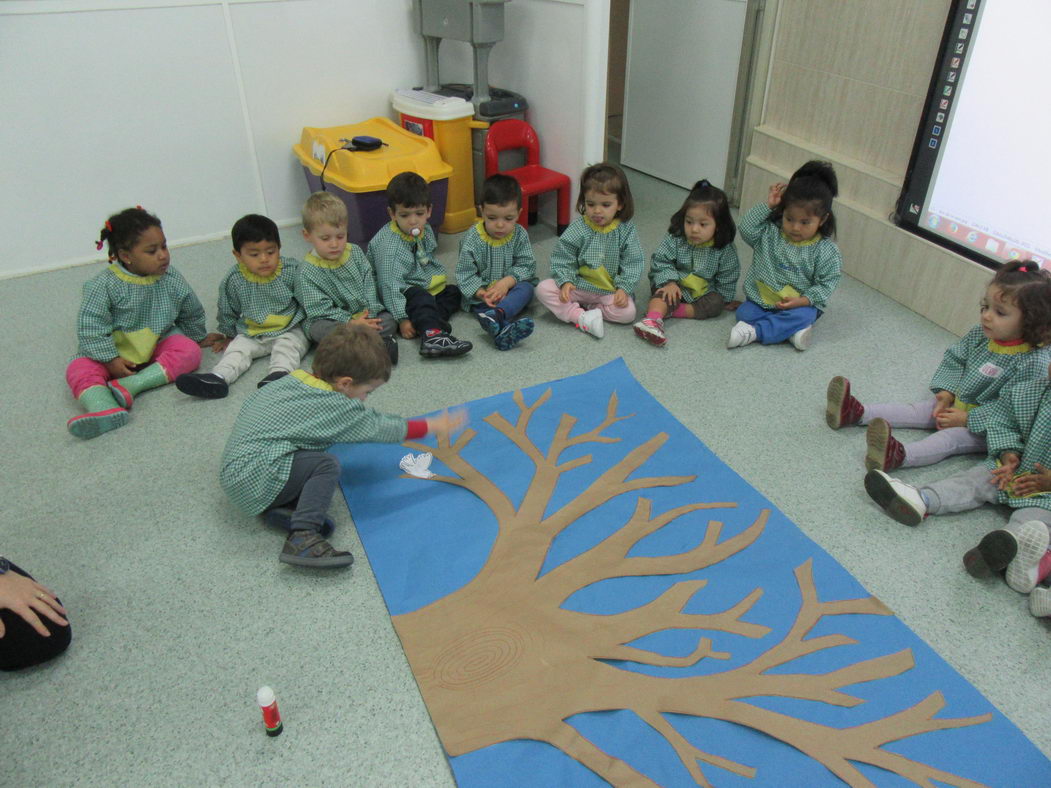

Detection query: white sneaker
xmin=864 ymin=469 xmax=927 ymax=526
xmin=727 ymin=320 xmax=757 ymax=348
xmin=789 ymin=325 xmax=813 ymax=351
xmin=1029 ymin=586 xmax=1051 ymax=618
xmin=575 ymin=308 xmax=604 ymax=338
xmin=1006 ymin=520 xmax=1051 ymax=594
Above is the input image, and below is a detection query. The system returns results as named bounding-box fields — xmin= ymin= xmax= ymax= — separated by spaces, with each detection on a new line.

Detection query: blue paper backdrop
xmin=334 ymin=358 xmax=1050 ymax=787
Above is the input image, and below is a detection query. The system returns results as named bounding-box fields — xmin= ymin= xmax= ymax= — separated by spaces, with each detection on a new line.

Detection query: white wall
xmin=430 ymin=0 xmax=608 ymax=225
xmin=0 ymin=0 xmax=607 ymax=279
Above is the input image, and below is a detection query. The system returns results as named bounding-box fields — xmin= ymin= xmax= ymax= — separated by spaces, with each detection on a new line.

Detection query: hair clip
xmin=104 ymin=220 xmax=113 ymax=232
xmin=135 ymin=205 xmax=143 ymax=210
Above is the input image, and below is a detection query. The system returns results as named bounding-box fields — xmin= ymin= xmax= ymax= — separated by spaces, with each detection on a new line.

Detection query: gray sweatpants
xmin=863 ymin=397 xmax=986 ymax=468
xmin=212 ymin=326 xmax=310 ymax=383
xmin=922 ymin=463 xmax=1051 ymax=533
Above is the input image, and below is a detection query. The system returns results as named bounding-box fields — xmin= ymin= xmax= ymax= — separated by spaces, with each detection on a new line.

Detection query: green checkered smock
xmin=220 ymin=369 xmax=409 ymax=514
xmin=738 ymin=203 xmax=842 ymax=310
xmin=548 ymin=217 xmax=645 ymax=295
xmin=929 ymin=324 xmax=1051 ymax=434
xmin=296 ymin=245 xmax=384 ymax=335
xmin=455 ymin=221 xmax=538 ymax=310
xmin=648 ymin=234 xmax=740 ymax=303
xmin=216 ymin=257 xmax=304 ymax=339
xmin=982 ymin=377 xmax=1051 ymax=510
xmin=368 ymin=222 xmax=447 ymax=321
xmin=76 ymin=263 xmax=207 ymax=364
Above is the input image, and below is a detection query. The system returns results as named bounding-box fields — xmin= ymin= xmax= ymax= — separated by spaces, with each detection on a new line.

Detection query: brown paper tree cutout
xmin=397 ymin=388 xmax=992 ymax=787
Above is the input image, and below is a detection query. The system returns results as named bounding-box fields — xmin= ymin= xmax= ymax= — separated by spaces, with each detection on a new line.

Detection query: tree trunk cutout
xmin=396 ymin=389 xmax=991 ymax=787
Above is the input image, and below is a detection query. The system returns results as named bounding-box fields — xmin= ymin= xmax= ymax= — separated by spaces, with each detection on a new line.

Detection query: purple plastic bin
xmin=301 ymin=169 xmax=449 ymax=246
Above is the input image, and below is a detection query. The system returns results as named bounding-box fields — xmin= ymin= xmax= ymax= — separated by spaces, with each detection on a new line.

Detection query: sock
xmin=920 ymin=490 xmax=932 ymax=509
xmin=645 ymin=310 xmax=663 ymax=322
xmin=494 ymin=307 xmax=507 ymax=324
xmin=1037 ymin=549 xmax=1051 ymax=584
xmin=670 ymin=303 xmax=689 ymax=319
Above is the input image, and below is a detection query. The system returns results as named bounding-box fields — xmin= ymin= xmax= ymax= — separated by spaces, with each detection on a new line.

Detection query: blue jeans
xmin=470 ymin=281 xmax=535 ymax=323
xmin=736 ymin=299 xmax=819 ymax=344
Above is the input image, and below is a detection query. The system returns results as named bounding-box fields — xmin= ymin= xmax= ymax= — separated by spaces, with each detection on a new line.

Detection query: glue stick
xmin=257 ymin=686 xmax=283 ymax=736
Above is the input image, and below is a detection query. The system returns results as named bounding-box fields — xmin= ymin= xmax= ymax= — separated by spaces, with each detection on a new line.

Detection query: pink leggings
xmin=65 ymin=334 xmax=201 ymax=398
xmin=535 ymin=279 xmax=637 ymax=324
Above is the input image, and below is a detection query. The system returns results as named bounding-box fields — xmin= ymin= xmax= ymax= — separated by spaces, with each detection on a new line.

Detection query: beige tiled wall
xmin=742 ymin=0 xmax=993 ymax=336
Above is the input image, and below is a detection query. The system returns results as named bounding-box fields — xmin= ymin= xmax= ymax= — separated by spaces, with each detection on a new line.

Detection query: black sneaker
xmin=384 ymin=334 xmax=399 ymax=365
xmin=175 ymin=372 xmax=229 ymax=399
xmin=258 ymin=371 xmax=289 ymax=388
xmin=279 ymin=530 xmax=353 ymax=568
xmin=419 ymin=332 xmax=472 ymax=358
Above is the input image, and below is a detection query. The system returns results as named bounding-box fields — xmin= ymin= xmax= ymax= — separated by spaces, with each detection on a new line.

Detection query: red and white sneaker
xmin=865 ymin=417 xmax=905 ymax=471
xmin=825 ymin=376 xmax=864 ymax=429
xmin=633 ymin=318 xmax=667 ymax=347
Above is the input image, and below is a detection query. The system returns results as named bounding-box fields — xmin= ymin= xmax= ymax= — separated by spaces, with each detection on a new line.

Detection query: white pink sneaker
xmin=575 ymin=308 xmax=604 ymax=338
xmin=633 ymin=318 xmax=667 ymax=347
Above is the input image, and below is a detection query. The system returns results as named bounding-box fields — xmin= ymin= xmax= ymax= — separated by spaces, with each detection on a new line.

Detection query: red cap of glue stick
xmin=257 ymin=686 xmax=283 ymax=736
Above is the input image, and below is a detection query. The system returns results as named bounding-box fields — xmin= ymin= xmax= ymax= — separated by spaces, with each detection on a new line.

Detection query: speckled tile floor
xmin=2 ymin=169 xmax=1047 ymax=786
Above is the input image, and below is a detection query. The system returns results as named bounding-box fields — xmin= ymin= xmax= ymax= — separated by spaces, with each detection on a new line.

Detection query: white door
xmin=620 ymin=0 xmax=748 ymax=190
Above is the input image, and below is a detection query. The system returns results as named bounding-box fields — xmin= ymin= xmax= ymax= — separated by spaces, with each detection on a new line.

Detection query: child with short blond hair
xmin=296 ymin=192 xmax=398 ymax=362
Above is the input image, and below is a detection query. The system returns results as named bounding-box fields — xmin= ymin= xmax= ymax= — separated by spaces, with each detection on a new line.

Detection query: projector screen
xmin=895 ymin=0 xmax=1051 ymax=270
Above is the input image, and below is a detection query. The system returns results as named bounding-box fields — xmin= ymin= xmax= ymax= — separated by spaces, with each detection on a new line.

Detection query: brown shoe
xmin=279 ymin=530 xmax=353 ymax=568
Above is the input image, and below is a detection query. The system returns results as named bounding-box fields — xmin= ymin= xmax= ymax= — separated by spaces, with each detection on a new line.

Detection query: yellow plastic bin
xmin=292 ymin=117 xmax=453 ymax=245
xmin=392 ymin=90 xmax=488 ymax=234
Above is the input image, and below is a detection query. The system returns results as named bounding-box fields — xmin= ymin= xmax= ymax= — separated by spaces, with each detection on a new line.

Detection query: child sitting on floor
xmin=66 ymin=207 xmax=206 ymax=438
xmin=827 ymin=260 xmax=1051 ymax=470
xmin=456 ymin=174 xmax=537 ymax=350
xmin=864 ymin=364 xmax=1051 ymax=620
xmin=633 ymin=179 xmax=739 ymax=347
xmin=220 ymin=324 xmax=465 ymax=568
xmin=729 ymin=161 xmax=842 ymax=351
xmin=535 ymin=163 xmax=644 ymax=338
xmin=368 ymin=172 xmax=472 ymax=358
xmin=176 ymin=214 xmax=307 ymax=399
xmin=296 ymin=192 xmax=398 ymax=363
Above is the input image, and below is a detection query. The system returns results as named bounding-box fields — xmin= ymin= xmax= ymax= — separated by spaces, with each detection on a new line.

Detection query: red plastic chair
xmin=484 ymin=119 xmax=571 ymax=235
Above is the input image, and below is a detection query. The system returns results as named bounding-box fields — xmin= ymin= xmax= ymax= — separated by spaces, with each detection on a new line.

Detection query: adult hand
xmin=399 ymin=319 xmax=417 ymax=340
xmin=0 ymin=570 xmax=68 ymax=638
